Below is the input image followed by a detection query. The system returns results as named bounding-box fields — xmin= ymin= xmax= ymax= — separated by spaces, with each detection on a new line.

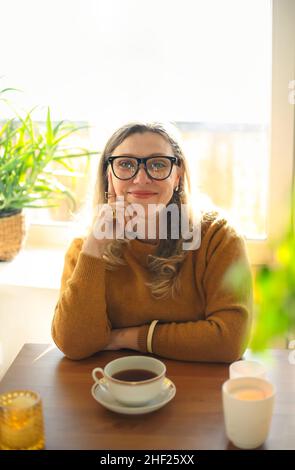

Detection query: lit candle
xmin=0 ymin=391 xmax=45 ymax=450
xmin=8 ymin=395 xmax=36 ymax=408
xmin=232 ymin=387 xmax=266 ymax=401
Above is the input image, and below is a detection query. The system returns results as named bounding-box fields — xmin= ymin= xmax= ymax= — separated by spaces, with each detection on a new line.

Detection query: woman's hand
xmin=82 ymin=172 xmax=134 ymax=258
xmin=102 ymin=326 xmax=141 ymax=351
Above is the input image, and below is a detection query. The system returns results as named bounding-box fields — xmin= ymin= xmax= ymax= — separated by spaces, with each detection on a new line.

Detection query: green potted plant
xmin=0 ymin=88 xmax=97 ymax=260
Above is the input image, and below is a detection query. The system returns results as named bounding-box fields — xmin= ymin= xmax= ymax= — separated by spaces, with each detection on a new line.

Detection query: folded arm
xmin=51 ymin=239 xmax=112 ymax=360
xmin=136 ymin=223 xmax=253 ymax=362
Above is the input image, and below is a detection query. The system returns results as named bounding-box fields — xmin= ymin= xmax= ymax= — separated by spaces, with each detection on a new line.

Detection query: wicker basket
xmin=0 ymin=210 xmax=27 ymax=261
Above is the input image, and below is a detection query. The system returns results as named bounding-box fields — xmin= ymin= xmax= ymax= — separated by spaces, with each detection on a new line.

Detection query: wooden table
xmin=0 ymin=344 xmax=294 ymax=450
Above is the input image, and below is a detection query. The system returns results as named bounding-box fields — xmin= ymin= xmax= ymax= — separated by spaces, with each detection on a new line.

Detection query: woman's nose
xmin=132 ymin=165 xmax=152 ymax=184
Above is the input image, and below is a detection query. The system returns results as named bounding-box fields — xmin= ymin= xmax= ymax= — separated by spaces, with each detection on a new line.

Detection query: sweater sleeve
xmin=141 ymin=221 xmax=253 ymax=363
xmin=51 ymin=238 xmax=111 ymax=359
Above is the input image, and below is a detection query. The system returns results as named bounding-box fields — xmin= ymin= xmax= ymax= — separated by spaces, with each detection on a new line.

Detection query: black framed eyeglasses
xmin=106 ymin=155 xmax=180 ymax=181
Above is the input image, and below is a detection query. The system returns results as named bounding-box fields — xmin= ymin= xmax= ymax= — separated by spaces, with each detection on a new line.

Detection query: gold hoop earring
xmin=104 ymin=191 xmax=116 ymax=200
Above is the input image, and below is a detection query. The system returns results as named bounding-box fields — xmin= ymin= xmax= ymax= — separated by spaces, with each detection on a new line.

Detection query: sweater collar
xmin=127 ymin=238 xmax=160 ymax=264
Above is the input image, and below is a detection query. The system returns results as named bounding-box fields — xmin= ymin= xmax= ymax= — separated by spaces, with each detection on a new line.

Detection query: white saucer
xmin=91 ymin=377 xmax=176 ymax=415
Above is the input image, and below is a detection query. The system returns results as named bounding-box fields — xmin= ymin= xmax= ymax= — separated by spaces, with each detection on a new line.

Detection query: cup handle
xmin=92 ymin=367 xmax=105 ymax=384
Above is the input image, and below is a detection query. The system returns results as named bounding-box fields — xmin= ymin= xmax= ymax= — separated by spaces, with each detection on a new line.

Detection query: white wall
xmin=0 ymin=285 xmax=58 ymax=380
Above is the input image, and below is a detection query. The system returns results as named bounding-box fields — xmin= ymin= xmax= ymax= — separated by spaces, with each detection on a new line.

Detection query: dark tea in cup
xmin=112 ymin=369 xmax=158 ymax=382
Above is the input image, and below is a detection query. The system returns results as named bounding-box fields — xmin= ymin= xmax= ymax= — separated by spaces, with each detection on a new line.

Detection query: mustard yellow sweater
xmin=51 ymin=212 xmax=253 ymax=362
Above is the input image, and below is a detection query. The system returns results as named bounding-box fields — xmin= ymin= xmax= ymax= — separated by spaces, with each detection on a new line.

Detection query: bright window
xmin=1 ymin=0 xmax=294 ymax=263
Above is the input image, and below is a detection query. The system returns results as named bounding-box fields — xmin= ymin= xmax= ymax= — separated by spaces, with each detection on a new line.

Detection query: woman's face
xmin=108 ymin=132 xmax=181 ymax=208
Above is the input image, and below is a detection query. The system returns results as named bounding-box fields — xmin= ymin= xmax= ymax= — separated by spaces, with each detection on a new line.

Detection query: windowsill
xmin=25 ymin=221 xmax=274 ymax=265
xmin=0 ymin=218 xmax=273 ymax=292
xmin=0 ymin=244 xmax=65 ymax=290
xmin=0 ymin=221 xmax=85 ymax=290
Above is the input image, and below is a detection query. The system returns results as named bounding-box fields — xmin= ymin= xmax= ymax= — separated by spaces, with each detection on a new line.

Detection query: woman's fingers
xmin=96 ymin=171 xmax=146 ymax=238
xmin=107 ymin=172 xmax=116 ymax=204
xmin=106 ymin=172 xmax=134 ymax=223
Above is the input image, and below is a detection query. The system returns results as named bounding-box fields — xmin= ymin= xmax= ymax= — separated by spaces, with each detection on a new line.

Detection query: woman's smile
xmin=128 ymin=191 xmax=158 ymax=199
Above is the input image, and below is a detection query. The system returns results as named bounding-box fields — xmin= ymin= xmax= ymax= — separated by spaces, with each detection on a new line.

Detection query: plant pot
xmin=0 ymin=209 xmax=27 ymax=261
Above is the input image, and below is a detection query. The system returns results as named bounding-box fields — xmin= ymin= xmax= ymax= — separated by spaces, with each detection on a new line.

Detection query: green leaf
xmin=46 ymin=107 xmax=53 ymax=146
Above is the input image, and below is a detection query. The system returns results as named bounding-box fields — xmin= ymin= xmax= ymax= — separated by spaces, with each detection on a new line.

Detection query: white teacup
xmin=92 ymin=356 xmax=166 ymax=406
xmin=222 ymin=377 xmax=275 ymax=449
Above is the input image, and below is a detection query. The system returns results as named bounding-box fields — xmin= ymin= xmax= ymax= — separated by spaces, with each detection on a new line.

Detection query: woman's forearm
xmin=52 ymin=251 xmax=111 ymax=359
xmin=149 ymin=310 xmax=251 ymax=363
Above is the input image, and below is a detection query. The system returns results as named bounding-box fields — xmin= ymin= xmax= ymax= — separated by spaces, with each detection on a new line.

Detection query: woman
xmin=51 ymin=121 xmax=253 ymax=362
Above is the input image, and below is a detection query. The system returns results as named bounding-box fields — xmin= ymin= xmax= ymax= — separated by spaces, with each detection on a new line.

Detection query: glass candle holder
xmin=0 ymin=390 xmax=45 ymax=450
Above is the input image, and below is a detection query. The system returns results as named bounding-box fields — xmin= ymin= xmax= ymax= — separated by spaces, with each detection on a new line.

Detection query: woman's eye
xmin=152 ymin=161 xmax=166 ymax=169
xmin=119 ymin=160 xmax=134 ymax=169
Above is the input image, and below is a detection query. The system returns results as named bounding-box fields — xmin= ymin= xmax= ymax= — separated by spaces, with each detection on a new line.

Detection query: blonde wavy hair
xmin=93 ymin=121 xmax=198 ymax=300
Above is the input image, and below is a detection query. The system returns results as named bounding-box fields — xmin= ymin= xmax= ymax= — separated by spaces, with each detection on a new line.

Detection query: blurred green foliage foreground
xmin=224 ymin=192 xmax=295 ymax=352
